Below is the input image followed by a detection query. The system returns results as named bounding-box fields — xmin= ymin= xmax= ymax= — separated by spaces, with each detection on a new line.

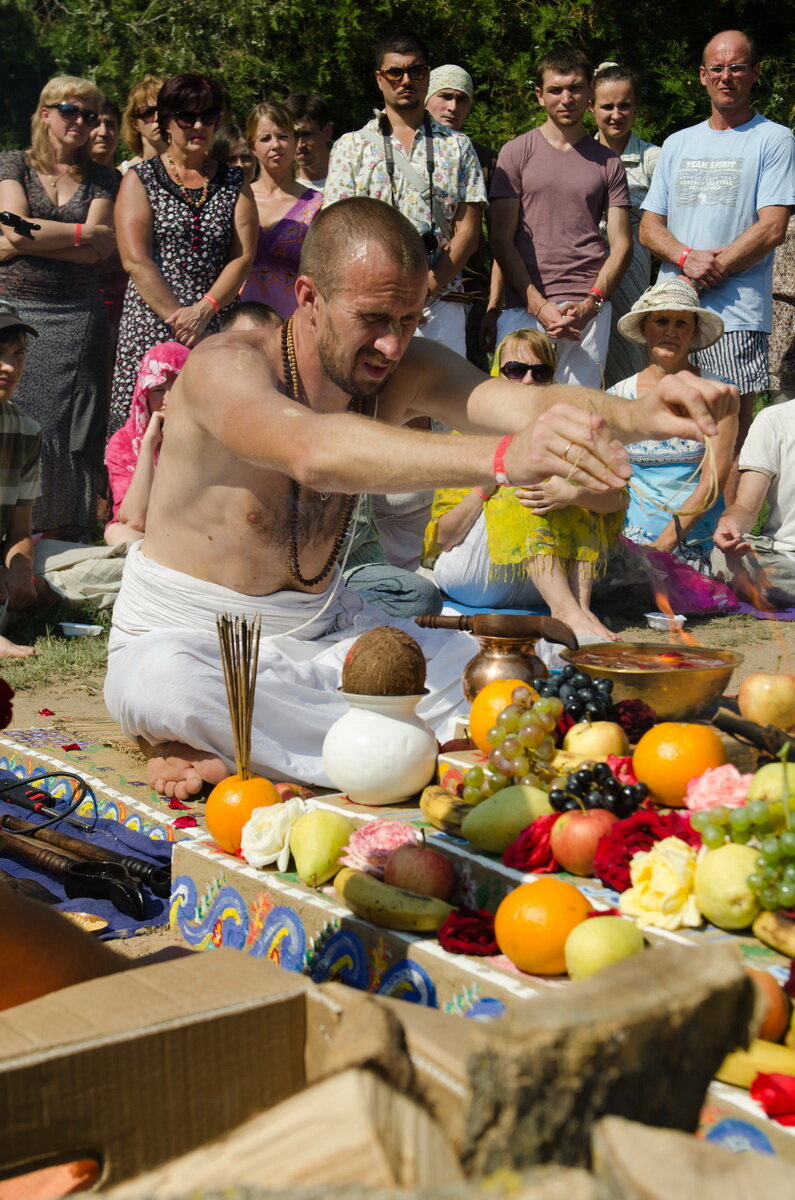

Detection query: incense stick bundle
xmin=216 ymin=614 xmax=262 ymax=779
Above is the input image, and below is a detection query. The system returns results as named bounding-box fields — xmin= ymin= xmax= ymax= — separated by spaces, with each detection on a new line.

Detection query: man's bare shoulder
xmin=186 ymin=328 xmax=280 ymax=387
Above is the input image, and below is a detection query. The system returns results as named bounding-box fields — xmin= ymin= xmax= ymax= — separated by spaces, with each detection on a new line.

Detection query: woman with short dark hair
xmin=109 ymin=73 xmax=258 ymax=434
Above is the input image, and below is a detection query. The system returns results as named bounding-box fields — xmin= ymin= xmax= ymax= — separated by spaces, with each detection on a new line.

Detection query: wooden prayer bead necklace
xmin=281 ymin=318 xmax=362 ymax=588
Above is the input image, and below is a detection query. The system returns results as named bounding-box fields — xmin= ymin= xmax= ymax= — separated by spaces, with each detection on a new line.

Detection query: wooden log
xmin=104 ymin=1068 xmax=464 ymax=1196
xmin=377 ymin=944 xmax=755 ymax=1173
xmin=592 ymin=1115 xmax=795 ymax=1199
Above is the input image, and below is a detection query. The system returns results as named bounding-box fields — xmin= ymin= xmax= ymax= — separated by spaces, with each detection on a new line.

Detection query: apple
xmin=563 ymin=720 xmax=629 ymax=760
xmin=738 ymin=672 xmax=795 ymax=732
xmin=550 ymin=807 xmax=618 ymax=876
xmin=564 ymin=915 xmax=645 ymax=980
xmin=383 ymin=842 xmax=457 ymax=902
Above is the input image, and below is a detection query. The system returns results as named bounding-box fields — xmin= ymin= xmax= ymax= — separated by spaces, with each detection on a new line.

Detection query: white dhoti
xmin=104 ymin=542 xmax=474 ymax=785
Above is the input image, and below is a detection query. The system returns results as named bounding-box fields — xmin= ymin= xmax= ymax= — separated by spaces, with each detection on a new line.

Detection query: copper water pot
xmin=415 ymin=613 xmax=578 ymax=702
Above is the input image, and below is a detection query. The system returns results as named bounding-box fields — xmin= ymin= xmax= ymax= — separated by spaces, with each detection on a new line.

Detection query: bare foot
xmin=140 ymin=739 xmax=228 ymax=800
xmin=565 ymin=610 xmax=620 ymax=644
xmin=0 ymin=634 xmax=37 ymax=658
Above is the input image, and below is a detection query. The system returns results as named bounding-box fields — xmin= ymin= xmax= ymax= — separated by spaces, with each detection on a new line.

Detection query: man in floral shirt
xmin=324 ymin=30 xmax=487 ymax=358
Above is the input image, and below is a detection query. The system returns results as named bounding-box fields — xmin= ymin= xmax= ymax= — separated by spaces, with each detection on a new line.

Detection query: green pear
xmin=694 ymin=843 xmax=761 ymax=931
xmin=461 ymin=784 xmax=552 ymax=854
xmin=564 ymin=916 xmax=645 ymax=981
xmin=746 ymin=761 xmax=795 ymax=803
xmin=290 ymin=810 xmax=357 ymax=887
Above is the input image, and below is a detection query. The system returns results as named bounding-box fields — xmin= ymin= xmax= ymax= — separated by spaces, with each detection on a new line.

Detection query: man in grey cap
xmin=426 ymin=64 xmax=498 ymax=370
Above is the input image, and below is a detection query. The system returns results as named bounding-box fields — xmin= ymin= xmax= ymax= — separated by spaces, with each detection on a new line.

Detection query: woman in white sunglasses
xmin=0 ymin=74 xmax=118 ymax=539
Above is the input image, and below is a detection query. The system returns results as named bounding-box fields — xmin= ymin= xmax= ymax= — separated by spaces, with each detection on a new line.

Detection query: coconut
xmin=341 ymin=626 xmax=427 ymax=696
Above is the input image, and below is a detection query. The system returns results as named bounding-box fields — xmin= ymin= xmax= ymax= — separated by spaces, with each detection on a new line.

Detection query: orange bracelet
xmin=73 ymin=223 xmax=82 ymax=247
xmin=202 ymin=293 xmax=220 ymax=314
xmin=493 ymin=434 xmax=514 ymax=486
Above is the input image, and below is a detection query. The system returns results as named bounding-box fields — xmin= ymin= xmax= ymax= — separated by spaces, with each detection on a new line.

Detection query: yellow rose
xmin=619 ymin=836 xmax=702 ymax=931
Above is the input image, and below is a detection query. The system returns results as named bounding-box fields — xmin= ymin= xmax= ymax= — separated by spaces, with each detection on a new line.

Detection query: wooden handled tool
xmin=0 ymin=829 xmax=145 ymax=918
xmin=415 ymin=612 xmax=578 ymax=649
xmin=0 ymin=814 xmax=170 ymax=898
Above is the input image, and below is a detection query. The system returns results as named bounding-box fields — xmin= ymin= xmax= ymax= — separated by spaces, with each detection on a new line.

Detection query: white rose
xmin=240 ymin=797 xmax=314 ymax=870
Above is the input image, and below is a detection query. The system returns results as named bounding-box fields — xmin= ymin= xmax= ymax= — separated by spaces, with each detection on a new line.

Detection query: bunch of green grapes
xmin=689 ymin=800 xmax=775 ymax=849
xmin=462 ymin=686 xmax=563 ymax=804
xmin=748 ymin=832 xmax=795 ymax=910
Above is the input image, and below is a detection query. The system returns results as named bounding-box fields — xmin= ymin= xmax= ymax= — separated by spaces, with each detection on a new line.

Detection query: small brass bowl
xmin=62 ymin=911 xmax=109 ymax=935
xmin=559 ymin=642 xmax=743 ymax=721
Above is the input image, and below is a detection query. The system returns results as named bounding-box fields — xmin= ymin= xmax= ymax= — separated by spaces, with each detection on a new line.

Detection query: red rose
xmin=0 ymin=679 xmax=15 ymax=729
xmin=592 ymin=809 xmax=699 ymax=893
xmin=750 ymin=1073 xmax=795 ymax=1126
xmin=502 ymin=812 xmax=561 ymax=873
xmin=438 ymin=908 xmax=499 ymax=956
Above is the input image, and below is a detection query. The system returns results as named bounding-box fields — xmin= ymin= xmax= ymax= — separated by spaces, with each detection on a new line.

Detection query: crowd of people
xmin=0 ymin=28 xmax=791 ymax=787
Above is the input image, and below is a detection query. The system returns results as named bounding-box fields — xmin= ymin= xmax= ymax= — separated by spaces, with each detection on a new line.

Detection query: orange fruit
xmin=494 ymin=878 xmax=593 ymax=975
xmin=632 ymin=722 xmax=727 ymax=808
xmin=747 ymin=967 xmax=791 ymax=1042
xmin=469 ymin=678 xmax=539 ymax=753
xmin=205 ymin=774 xmax=282 ymax=854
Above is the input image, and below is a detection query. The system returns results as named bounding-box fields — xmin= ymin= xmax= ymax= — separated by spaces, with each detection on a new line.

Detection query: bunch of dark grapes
xmin=549 ymin=762 xmax=648 ymax=819
xmin=531 ymin=664 xmax=614 ymax=724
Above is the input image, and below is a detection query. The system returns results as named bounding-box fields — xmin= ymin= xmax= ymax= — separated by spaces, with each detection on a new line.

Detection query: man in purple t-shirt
xmin=491 ymin=45 xmax=632 ymax=387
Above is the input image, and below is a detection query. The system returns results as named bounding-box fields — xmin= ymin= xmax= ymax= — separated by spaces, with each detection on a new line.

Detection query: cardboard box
xmin=0 ymin=950 xmax=311 ymax=1187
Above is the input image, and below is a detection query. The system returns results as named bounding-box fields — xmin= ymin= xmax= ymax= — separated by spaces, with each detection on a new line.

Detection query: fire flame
xmin=652 ymin=585 xmax=702 ymax=646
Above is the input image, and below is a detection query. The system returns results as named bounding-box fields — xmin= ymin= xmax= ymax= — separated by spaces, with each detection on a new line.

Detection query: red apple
xmin=383 ymin=842 xmax=457 ymax=901
xmin=738 ymin=672 xmax=795 ymax=732
xmin=550 ymin=808 xmax=618 ymax=877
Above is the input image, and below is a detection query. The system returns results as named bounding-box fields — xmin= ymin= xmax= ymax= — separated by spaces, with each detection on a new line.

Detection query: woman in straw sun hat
xmin=607 ymin=277 xmax=737 ymax=570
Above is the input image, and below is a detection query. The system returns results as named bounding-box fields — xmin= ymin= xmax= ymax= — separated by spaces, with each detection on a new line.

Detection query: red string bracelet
xmin=493 ymin=434 xmax=514 ymax=486
xmin=474 ymin=486 xmax=491 ymax=501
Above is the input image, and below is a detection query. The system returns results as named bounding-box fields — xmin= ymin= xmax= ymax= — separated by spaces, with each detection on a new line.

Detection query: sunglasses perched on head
xmin=133 ymin=104 xmax=158 ymax=121
xmin=45 ymin=103 xmax=98 ymax=127
xmin=173 ymin=109 xmax=221 ymax=129
xmin=378 ymin=64 xmax=430 ymax=83
xmin=500 ymin=361 xmax=555 ymax=383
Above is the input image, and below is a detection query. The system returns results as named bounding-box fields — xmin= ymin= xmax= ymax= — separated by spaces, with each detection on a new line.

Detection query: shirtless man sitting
xmin=104 ymin=198 xmax=737 ymax=799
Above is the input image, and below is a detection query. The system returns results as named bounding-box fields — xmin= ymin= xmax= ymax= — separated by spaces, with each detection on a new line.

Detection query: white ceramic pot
xmin=322 ymin=692 xmax=437 ymax=806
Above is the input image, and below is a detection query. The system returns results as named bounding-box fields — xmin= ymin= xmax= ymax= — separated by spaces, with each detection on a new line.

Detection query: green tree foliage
xmin=1 ymin=0 xmax=793 ymax=153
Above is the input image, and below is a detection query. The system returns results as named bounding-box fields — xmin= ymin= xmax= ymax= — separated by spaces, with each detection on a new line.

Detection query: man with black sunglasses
xmin=324 ymin=30 xmax=487 ymax=359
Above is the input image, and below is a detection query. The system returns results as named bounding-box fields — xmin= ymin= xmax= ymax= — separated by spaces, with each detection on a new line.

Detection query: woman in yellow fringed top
xmin=422 ymin=329 xmax=627 ymax=644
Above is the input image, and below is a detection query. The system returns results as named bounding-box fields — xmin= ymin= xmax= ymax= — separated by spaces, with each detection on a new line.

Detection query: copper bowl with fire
xmin=559 ymin=642 xmax=743 ymax=721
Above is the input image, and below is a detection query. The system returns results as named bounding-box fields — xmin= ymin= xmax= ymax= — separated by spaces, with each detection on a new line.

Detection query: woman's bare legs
xmin=526 ymin=557 xmax=618 ymax=643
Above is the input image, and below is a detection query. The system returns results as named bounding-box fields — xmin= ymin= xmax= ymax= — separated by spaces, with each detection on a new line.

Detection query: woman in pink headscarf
xmin=104 ymin=341 xmax=190 ymax=544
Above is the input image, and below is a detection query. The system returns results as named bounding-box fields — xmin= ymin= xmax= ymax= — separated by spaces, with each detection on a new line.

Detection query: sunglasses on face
xmin=500 ymin=361 xmax=555 ymax=383
xmin=173 ymin=109 xmax=221 ymax=129
xmin=133 ymin=104 xmax=158 ymax=121
xmin=46 ymin=103 xmax=98 ymax=127
xmin=378 ymin=64 xmax=430 ymax=84
xmin=704 ymin=63 xmax=751 ymax=76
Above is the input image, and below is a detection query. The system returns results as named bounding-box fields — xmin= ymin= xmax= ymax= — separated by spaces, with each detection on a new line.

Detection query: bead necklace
xmin=165 ymin=152 xmax=210 ymax=209
xmin=281 ymin=318 xmax=362 ymax=588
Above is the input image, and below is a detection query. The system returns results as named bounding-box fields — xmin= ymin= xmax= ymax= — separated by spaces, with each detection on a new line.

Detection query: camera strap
xmin=363 ymin=114 xmax=452 ymax=244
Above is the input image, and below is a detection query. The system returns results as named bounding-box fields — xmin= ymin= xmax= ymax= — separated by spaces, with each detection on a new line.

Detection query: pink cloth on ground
xmin=104 ymin=341 xmax=191 ymax=520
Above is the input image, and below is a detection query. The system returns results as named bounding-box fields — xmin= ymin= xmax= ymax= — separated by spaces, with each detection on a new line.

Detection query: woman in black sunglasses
xmin=110 ymin=73 xmax=257 ymax=434
xmin=423 ymin=328 xmax=626 ymax=643
xmin=120 ymin=75 xmax=166 ymax=175
xmin=0 ymin=74 xmax=120 ymax=539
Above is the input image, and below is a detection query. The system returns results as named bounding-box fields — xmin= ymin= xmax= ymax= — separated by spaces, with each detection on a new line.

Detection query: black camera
xmin=419 ymin=225 xmax=442 ymax=267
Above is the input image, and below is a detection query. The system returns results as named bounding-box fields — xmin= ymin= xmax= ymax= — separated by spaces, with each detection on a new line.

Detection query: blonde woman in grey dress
xmin=592 ymin=63 xmax=660 ymax=387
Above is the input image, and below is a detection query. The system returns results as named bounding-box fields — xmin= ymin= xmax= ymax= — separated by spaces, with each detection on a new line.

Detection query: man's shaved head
xmin=300 ymin=198 xmax=427 ymax=299
xmin=702 ymin=29 xmax=758 ymax=65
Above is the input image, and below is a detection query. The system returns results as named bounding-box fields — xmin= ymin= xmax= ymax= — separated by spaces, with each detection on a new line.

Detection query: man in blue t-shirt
xmin=640 ymin=29 xmax=795 ymax=496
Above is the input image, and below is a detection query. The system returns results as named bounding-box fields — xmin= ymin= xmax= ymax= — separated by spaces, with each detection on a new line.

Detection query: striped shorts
xmin=694 ymin=329 xmax=769 ymax=394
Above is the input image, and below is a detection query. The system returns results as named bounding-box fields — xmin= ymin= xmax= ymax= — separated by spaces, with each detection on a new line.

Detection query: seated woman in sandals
xmin=104 ymin=342 xmax=190 ymax=545
xmin=422 ymin=329 xmax=627 ymax=644
xmin=608 ymin=277 xmax=737 ymax=573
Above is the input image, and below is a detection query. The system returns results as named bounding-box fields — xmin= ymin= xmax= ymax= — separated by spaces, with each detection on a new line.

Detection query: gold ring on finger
xmin=563 ymin=441 xmax=574 ymax=460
